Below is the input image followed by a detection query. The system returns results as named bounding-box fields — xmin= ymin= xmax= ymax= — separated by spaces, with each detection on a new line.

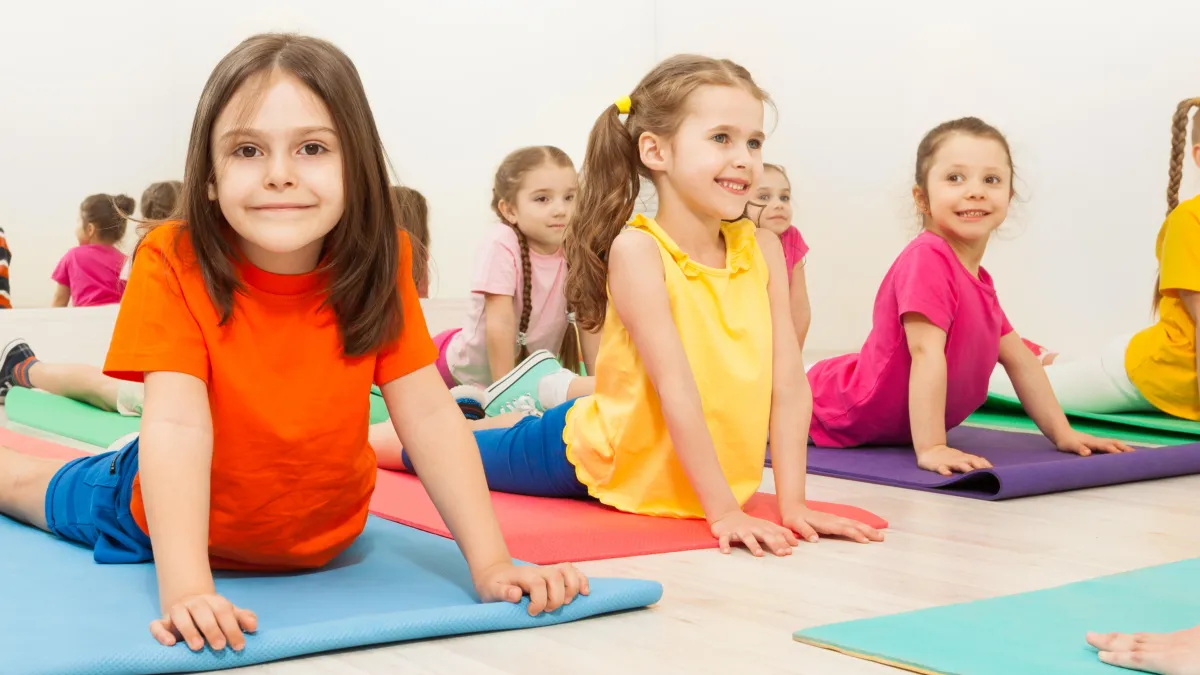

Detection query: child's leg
xmin=404 ymin=400 xmax=589 ymax=498
xmin=989 ymin=334 xmax=1156 ymax=414
xmin=0 ymin=445 xmax=67 ymax=530
xmin=372 ymin=412 xmax=532 ymax=470
xmin=0 ymin=338 xmax=122 ymax=412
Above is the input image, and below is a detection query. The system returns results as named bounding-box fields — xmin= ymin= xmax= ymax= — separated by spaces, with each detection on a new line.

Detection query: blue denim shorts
xmin=44 ymin=437 xmax=153 ymax=564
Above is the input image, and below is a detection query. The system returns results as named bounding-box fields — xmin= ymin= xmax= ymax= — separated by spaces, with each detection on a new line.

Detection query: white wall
xmin=2 ymin=0 xmax=1197 ymax=356
xmin=658 ymin=0 xmax=1199 ymax=354
xmin=0 ymin=0 xmax=654 ymax=306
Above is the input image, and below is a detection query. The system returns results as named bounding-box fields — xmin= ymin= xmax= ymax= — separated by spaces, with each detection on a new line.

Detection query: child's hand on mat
xmin=1087 ymin=626 xmax=1200 ymax=674
xmin=780 ymin=506 xmax=885 ymax=545
xmin=474 ymin=561 xmax=590 ymax=617
xmin=151 ymin=593 xmax=257 ymax=651
xmin=915 ymin=444 xmax=993 ymax=476
xmin=710 ymin=510 xmax=799 ymax=557
xmin=1055 ymin=431 xmax=1134 ymax=457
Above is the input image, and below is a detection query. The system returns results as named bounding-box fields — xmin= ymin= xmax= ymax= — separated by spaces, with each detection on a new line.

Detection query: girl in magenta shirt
xmin=51 ymin=193 xmax=133 ymax=307
xmin=748 ymin=163 xmax=811 ymax=351
xmin=807 ymin=117 xmax=1130 ymax=476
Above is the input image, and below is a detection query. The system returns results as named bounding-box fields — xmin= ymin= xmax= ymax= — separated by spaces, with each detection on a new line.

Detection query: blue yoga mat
xmin=795 ymin=558 xmax=1200 ymax=674
xmin=2 ymin=514 xmax=663 ymax=675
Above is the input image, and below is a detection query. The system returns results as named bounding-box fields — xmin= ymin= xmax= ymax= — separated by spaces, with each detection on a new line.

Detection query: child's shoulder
xmin=1168 ymin=194 xmax=1200 ymax=226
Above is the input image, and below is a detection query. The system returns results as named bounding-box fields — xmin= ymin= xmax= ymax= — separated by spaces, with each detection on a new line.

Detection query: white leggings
xmin=987 ymin=333 xmax=1158 ymax=414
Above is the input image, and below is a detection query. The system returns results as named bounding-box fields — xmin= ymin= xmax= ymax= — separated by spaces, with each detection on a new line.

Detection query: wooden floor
xmin=5 ymin=305 xmax=1199 ymax=674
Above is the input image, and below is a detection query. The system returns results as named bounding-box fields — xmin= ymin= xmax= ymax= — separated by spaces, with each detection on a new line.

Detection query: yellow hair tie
xmin=614 ymin=95 xmax=632 ymax=115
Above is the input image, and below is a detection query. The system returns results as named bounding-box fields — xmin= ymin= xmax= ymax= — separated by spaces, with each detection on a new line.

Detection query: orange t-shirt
xmin=103 ymin=224 xmax=436 ymax=570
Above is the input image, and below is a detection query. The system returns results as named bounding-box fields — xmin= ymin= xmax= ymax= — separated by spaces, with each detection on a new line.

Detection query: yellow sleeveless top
xmin=563 ymin=215 xmax=773 ymax=518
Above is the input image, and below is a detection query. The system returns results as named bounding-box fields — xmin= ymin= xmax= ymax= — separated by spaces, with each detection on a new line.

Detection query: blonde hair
xmin=563 ymin=54 xmax=769 ymax=330
xmin=1152 ymin=98 xmax=1200 ymax=314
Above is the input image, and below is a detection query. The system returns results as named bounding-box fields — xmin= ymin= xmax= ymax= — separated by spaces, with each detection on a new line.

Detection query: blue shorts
xmin=44 ymin=437 xmax=153 ymax=564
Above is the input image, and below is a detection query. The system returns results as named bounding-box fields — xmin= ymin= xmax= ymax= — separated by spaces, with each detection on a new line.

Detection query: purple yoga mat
xmin=796 ymin=426 xmax=1200 ymax=500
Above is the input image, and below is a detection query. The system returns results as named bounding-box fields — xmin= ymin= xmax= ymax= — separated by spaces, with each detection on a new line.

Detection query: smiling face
xmin=914 ymin=132 xmax=1013 ymax=245
xmin=748 ymin=166 xmax=792 ymax=235
xmin=499 ymin=162 xmax=578 ymax=255
xmin=210 ymin=69 xmax=345 ymax=274
xmin=646 ymin=84 xmax=765 ymax=223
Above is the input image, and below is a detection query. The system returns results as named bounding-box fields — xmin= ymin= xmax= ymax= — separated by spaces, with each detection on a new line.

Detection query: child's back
xmin=53 ymin=243 xmax=126 ymax=306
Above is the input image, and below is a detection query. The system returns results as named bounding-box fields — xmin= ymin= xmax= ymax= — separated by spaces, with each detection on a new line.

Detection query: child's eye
xmin=780 ymin=195 xmax=790 ymax=203
xmin=234 ymin=145 xmax=261 ymax=158
xmin=755 ymin=192 xmax=770 ymax=201
xmin=535 ymin=196 xmax=548 ymax=202
xmin=299 ymin=143 xmax=327 ymax=156
xmin=712 ymin=133 xmax=728 ymax=144
xmin=748 ymin=139 xmax=762 ymax=150
xmin=985 ymin=175 xmax=1002 ymax=184
xmin=947 ymin=173 xmax=963 ymax=183
xmin=566 ymin=194 xmax=575 ymax=201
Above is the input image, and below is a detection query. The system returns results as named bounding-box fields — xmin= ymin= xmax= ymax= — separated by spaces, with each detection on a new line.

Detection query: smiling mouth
xmin=956 ymin=210 xmax=990 ymax=218
xmin=253 ymin=204 xmax=314 ymax=211
xmin=716 ymin=179 xmax=748 ymax=194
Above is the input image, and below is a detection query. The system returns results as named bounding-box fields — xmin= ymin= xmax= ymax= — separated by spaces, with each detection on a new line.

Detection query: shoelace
xmin=498 ymin=394 xmax=542 ymax=417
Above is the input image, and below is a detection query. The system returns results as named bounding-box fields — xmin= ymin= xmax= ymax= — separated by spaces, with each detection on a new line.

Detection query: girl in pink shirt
xmin=431 ymin=147 xmax=596 ymax=416
xmin=747 ymin=163 xmax=811 ymax=351
xmin=807 ymin=117 xmax=1130 ymax=475
xmin=51 ymin=193 xmax=132 ymax=307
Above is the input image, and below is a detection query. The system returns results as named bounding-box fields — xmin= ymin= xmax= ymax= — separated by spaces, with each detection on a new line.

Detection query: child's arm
xmin=1184 ymin=290 xmax=1200 ymax=403
xmin=903 ymin=315 xmax=994 ymax=475
xmin=140 ymin=371 xmax=256 ymax=652
xmin=998 ymin=331 xmax=1132 ymax=456
xmin=581 ymin=325 xmax=602 ymax=376
xmin=608 ymin=230 xmax=796 ymax=557
xmin=483 ymin=293 xmax=517 ymax=382
xmin=759 ymin=233 xmax=880 ymax=545
xmin=789 ymin=261 xmax=811 ymax=349
xmin=51 ymin=284 xmax=70 ymax=307
xmin=382 ymin=366 xmax=587 ymax=615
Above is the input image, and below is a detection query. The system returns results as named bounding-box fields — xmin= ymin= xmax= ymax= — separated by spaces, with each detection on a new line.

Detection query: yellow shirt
xmin=1126 ymin=195 xmax=1200 ymax=420
xmin=564 ymin=215 xmax=772 ymax=518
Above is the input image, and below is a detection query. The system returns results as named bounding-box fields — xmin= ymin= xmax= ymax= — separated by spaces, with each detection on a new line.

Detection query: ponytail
xmin=1152 ymin=98 xmax=1200 ymax=316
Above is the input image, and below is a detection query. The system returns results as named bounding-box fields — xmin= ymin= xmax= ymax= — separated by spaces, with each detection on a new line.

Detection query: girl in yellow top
xmin=390 ymin=54 xmax=882 ymax=556
xmin=989 ymin=98 xmax=1200 ymax=420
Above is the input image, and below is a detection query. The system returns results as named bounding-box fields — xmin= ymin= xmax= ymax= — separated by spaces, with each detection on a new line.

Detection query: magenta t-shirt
xmin=779 ymin=226 xmax=809 ymax=283
xmin=808 ymin=231 xmax=1013 ymax=447
xmin=51 ymin=244 xmax=127 ymax=307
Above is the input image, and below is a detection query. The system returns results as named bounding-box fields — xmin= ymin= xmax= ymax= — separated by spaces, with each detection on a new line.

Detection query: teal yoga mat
xmin=4 ymin=387 xmax=391 ymax=448
xmin=982 ymin=392 xmax=1200 ymax=437
xmin=795 ymin=559 xmax=1200 ymax=674
xmin=2 ymin=512 xmax=662 ymax=675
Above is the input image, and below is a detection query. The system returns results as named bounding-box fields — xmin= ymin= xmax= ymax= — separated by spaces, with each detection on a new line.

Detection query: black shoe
xmin=0 ymin=338 xmax=35 ymax=403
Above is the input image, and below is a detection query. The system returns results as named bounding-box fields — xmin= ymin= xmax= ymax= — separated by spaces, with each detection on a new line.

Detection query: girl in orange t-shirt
xmin=0 ymin=33 xmax=585 ymax=655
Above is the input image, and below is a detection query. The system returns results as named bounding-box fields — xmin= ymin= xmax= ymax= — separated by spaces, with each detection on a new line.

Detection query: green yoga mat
xmin=965 ymin=409 xmax=1200 ymax=447
xmin=4 ymin=387 xmax=140 ymax=448
xmin=5 ymin=387 xmax=391 ymax=449
xmin=983 ymin=392 xmax=1200 ymax=436
xmin=795 ymin=558 xmax=1200 ymax=674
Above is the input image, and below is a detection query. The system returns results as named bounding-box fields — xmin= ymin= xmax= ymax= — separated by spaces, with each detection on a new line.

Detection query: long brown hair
xmin=490 ymin=145 xmax=581 ymax=371
xmin=140 ymin=181 xmax=183 ymax=221
xmin=563 ymin=55 xmax=769 ymax=331
xmin=147 ymin=33 xmax=402 ymax=357
xmin=392 ymin=186 xmax=430 ymax=294
xmin=1152 ymin=98 xmax=1200 ymax=315
xmin=81 ymin=193 xmax=135 ymax=244
xmin=911 ymin=117 xmax=1015 ymax=226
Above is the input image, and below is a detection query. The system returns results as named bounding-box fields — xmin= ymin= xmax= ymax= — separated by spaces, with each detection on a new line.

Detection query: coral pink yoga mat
xmin=369 ymin=470 xmax=888 ymax=564
xmin=0 ymin=428 xmax=889 ymax=564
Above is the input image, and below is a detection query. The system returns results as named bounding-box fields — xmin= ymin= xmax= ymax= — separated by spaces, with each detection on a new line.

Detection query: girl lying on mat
xmin=990 ymin=98 xmax=1200 ymax=423
xmin=804 ymin=117 xmax=1131 ymax=476
xmin=0 ymin=33 xmax=586 ymax=655
xmin=379 ymin=54 xmax=883 ymax=557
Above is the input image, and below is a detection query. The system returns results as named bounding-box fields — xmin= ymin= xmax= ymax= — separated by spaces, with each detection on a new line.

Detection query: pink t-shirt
xmin=808 ymin=231 xmax=1013 ymax=447
xmin=446 ymin=223 xmax=568 ymax=387
xmin=51 ymin=244 xmax=127 ymax=307
xmin=779 ymin=226 xmax=809 ymax=283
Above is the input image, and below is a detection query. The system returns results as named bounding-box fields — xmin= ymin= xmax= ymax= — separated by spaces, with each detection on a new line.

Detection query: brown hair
xmin=564 ymin=54 xmax=769 ymax=330
xmin=80 ymin=193 xmax=135 ymax=244
xmin=489 ymin=145 xmax=581 ymax=371
xmin=140 ymin=181 xmax=182 ymax=221
xmin=392 ymin=186 xmax=430 ymax=294
xmin=145 ymin=33 xmax=402 ymax=357
xmin=912 ymin=117 xmax=1015 ymax=225
xmin=1152 ymin=98 xmax=1200 ymax=314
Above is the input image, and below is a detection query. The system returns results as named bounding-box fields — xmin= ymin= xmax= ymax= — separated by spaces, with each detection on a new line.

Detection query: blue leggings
xmin=403 ymin=399 xmax=589 ymax=498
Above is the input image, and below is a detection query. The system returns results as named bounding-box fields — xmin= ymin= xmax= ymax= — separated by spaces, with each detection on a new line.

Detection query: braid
xmin=1153 ymin=98 xmax=1200 ymax=315
xmin=514 ymin=225 xmax=533 ymax=364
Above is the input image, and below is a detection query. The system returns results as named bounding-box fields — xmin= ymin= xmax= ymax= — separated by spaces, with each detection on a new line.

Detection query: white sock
xmin=537 ymin=368 xmax=577 ymax=409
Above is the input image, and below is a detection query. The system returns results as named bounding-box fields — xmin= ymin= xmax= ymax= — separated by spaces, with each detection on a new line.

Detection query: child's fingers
xmin=235 ymin=608 xmax=258 ymax=634
xmin=717 ymin=533 xmax=731 ymax=554
xmin=970 ymin=455 xmax=994 ymax=470
xmin=186 ymin=600 xmax=227 ymax=650
xmin=213 ymin=605 xmax=248 ymax=651
xmin=759 ymin=528 xmax=793 ymax=556
xmin=559 ymin=565 xmax=582 ymax=605
xmin=542 ymin=567 xmax=566 ymax=613
xmin=524 ymin=574 xmax=549 ymax=616
xmin=149 ymin=619 xmax=178 ymax=647
xmin=169 ymin=605 xmax=205 ymax=651
xmin=737 ymin=530 xmax=765 ymax=557
xmin=1097 ymin=648 xmax=1167 ymax=672
xmin=788 ymin=519 xmax=817 ymax=544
